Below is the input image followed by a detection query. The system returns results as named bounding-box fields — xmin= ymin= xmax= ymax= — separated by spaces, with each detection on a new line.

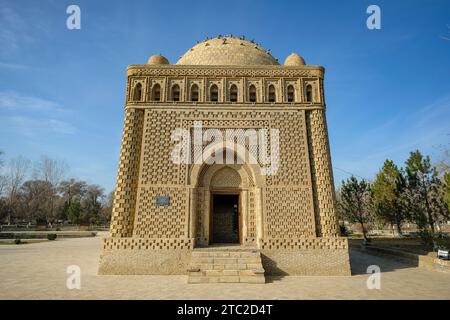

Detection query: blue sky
xmin=0 ymin=0 xmax=449 ymax=191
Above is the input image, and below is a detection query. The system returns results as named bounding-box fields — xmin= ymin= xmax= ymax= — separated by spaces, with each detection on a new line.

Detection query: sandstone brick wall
xmin=109 ymin=108 xmax=144 ymax=238
xmin=306 ymin=109 xmax=339 ymax=237
xmin=261 ymin=237 xmax=350 ymax=275
xmin=100 ymin=62 xmax=351 ymax=277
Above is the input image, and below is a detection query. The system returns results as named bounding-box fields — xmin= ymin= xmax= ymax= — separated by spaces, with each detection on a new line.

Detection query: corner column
xmin=306 ymin=108 xmax=339 ymax=237
xmin=109 ymin=107 xmax=144 ymax=238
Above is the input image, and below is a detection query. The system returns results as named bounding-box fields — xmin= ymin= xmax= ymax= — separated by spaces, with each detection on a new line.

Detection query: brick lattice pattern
xmin=100 ymin=37 xmax=350 ymax=277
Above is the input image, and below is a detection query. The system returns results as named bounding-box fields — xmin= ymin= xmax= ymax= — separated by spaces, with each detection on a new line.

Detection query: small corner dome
xmin=148 ymin=54 xmax=169 ymax=65
xmin=284 ymin=53 xmax=305 ymax=66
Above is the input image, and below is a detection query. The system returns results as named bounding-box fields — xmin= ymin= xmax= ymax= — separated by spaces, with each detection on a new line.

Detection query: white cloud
xmin=0 ymin=90 xmax=62 ymax=112
xmin=0 ymin=90 xmax=76 ymax=137
xmin=0 ymin=61 xmax=33 ymax=70
xmin=332 ymin=94 xmax=450 ymax=181
xmin=8 ymin=116 xmax=76 ymax=136
xmin=0 ymin=6 xmax=34 ymax=54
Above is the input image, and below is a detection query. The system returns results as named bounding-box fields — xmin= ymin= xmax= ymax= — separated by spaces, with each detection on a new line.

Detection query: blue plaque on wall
xmin=156 ymin=195 xmax=170 ymax=206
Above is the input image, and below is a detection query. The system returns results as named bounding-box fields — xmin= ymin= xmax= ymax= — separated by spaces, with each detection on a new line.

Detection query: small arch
xmin=229 ymin=84 xmax=238 ymax=102
xmin=210 ymin=167 xmax=242 ymax=188
xmin=249 ymin=84 xmax=257 ymax=103
xmin=287 ymin=85 xmax=295 ymax=102
xmin=268 ymin=85 xmax=276 ymax=102
xmin=189 ymin=141 xmax=265 ymax=188
xmin=133 ymin=83 xmax=142 ymax=101
xmin=306 ymin=84 xmax=313 ymax=102
xmin=210 ymin=84 xmax=219 ymax=102
xmin=171 ymin=84 xmax=180 ymax=102
xmin=151 ymin=83 xmax=161 ymax=101
xmin=190 ymin=84 xmax=199 ymax=102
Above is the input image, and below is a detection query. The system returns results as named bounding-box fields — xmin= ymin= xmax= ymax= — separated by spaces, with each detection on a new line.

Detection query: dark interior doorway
xmin=211 ymin=194 xmax=240 ymax=244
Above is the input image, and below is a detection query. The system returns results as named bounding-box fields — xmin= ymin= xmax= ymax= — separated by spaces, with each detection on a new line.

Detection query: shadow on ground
xmin=349 ymin=247 xmax=418 ymax=275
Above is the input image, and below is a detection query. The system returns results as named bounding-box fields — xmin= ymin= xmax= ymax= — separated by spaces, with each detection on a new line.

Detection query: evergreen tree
xmin=67 ymin=200 xmax=82 ymax=224
xmin=372 ymin=160 xmax=406 ymax=236
xmin=404 ymin=150 xmax=439 ymax=233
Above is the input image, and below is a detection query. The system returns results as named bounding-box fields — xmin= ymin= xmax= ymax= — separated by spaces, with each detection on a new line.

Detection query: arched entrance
xmin=188 ymin=144 xmax=265 ymax=247
xmin=210 ymin=167 xmax=241 ymax=244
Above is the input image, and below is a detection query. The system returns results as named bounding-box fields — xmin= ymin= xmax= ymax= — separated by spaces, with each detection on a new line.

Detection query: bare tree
xmin=5 ymin=156 xmax=31 ymax=224
xmin=0 ymin=175 xmax=6 ymax=197
xmin=0 ymin=151 xmax=5 ymax=196
xmin=19 ymin=180 xmax=52 ymax=223
xmin=81 ymin=184 xmax=105 ymax=224
xmin=337 ymin=176 xmax=373 ymax=241
xmin=435 ymin=141 xmax=450 ymax=174
xmin=58 ymin=178 xmax=87 ymax=205
xmin=34 ymin=156 xmax=68 ymax=187
xmin=100 ymin=190 xmax=114 ymax=224
xmin=33 ymin=156 xmax=68 ymax=223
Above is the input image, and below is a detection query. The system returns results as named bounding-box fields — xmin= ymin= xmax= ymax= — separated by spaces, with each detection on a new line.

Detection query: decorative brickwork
xmin=103 ymin=237 xmax=193 ymax=250
xmin=306 ymin=109 xmax=339 ymax=237
xmin=100 ymin=37 xmax=350 ymax=277
xmin=264 ymin=186 xmax=315 ymax=238
xmin=247 ymin=190 xmax=256 ymax=241
xmin=260 ymin=237 xmax=348 ymax=250
xmin=140 ymin=110 xmax=180 ymax=185
xmin=134 ymin=186 xmax=188 ymax=238
xmin=109 ymin=108 xmax=144 ymax=238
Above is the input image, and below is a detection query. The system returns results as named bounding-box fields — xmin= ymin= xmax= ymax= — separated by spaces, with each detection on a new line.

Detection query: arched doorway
xmin=210 ymin=167 xmax=242 ymax=244
xmin=188 ymin=144 xmax=265 ymax=247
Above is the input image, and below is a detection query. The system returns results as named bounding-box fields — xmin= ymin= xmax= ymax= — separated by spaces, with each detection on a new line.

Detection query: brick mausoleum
xmin=99 ymin=36 xmax=351 ymax=283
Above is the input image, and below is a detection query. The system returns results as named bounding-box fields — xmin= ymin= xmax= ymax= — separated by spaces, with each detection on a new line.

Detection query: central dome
xmin=176 ymin=37 xmax=279 ymax=66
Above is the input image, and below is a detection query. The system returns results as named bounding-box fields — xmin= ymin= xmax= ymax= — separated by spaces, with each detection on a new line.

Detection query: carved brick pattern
xmin=247 ymin=190 xmax=256 ymax=240
xmin=101 ymin=56 xmax=352 ymax=276
xmin=110 ymin=108 xmax=144 ymax=237
xmin=306 ymin=109 xmax=339 ymax=237
xmin=188 ymin=127 xmax=266 ymax=167
xmin=261 ymin=237 xmax=348 ymax=250
xmin=195 ymin=188 xmax=207 ymax=240
xmin=134 ymin=186 xmax=188 ymax=238
xmin=264 ymin=187 xmax=315 ymax=238
xmin=211 ymin=167 xmax=241 ymax=188
xmin=128 ymin=66 xmax=323 ymax=79
xmin=266 ymin=111 xmax=309 ymax=186
xmin=140 ymin=110 xmax=180 ymax=185
xmin=183 ymin=116 xmax=271 ymax=176
xmin=183 ymin=109 xmax=271 ymax=120
xmin=103 ymin=237 xmax=193 ymax=250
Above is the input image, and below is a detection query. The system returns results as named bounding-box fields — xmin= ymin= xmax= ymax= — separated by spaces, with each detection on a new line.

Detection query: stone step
xmin=191 ymin=251 xmax=260 ymax=258
xmin=190 ymin=257 xmax=262 ymax=264
xmin=188 ymin=275 xmax=265 ymax=284
xmin=190 ymin=263 xmax=263 ymax=270
xmin=189 ymin=269 xmax=265 ymax=277
xmin=187 ymin=248 xmax=265 ymax=284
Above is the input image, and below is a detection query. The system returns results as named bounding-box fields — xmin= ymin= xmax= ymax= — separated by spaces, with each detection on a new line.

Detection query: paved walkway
xmin=0 ymin=235 xmax=449 ymax=299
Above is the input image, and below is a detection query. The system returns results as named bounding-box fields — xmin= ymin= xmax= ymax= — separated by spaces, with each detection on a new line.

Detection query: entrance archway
xmin=211 ymin=193 xmax=240 ymax=244
xmin=188 ymin=143 xmax=265 ymax=247
xmin=209 ymin=167 xmax=241 ymax=244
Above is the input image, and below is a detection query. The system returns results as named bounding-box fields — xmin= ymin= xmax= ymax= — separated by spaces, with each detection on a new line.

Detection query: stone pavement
xmin=0 ymin=234 xmax=449 ymax=299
